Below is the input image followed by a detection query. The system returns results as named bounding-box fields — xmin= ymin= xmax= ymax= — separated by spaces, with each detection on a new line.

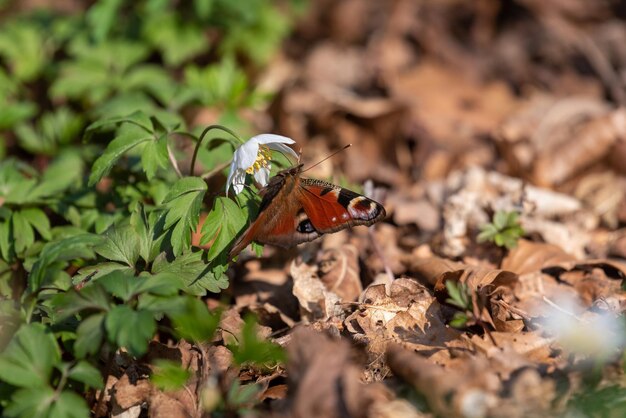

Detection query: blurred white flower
xmin=226 ymin=134 xmax=298 ymax=195
xmin=542 ymin=295 xmax=625 ymax=360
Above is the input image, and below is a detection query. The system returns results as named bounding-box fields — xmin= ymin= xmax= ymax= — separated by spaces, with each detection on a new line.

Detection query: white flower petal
xmin=267 ymin=142 xmax=299 ymax=161
xmin=234 ymin=141 xmax=260 ymax=171
xmin=225 ymin=160 xmax=239 ymax=195
xmin=230 ymin=170 xmax=246 ymax=195
xmin=251 ymin=134 xmax=295 ymax=146
xmin=254 ymin=166 xmax=271 ymax=186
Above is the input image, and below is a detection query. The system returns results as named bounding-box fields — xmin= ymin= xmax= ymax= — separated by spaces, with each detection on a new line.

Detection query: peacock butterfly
xmin=229 ymin=164 xmax=386 ymax=257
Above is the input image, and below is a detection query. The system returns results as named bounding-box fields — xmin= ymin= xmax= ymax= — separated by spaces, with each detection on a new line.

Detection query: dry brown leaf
xmin=290 ymin=259 xmax=343 ymax=321
xmin=317 ymin=244 xmax=363 ymax=301
xmin=111 ymin=374 xmax=152 ymax=414
xmin=148 ymin=392 xmax=192 ymax=418
xmin=286 ymin=328 xmax=375 ymax=418
xmin=345 ymin=278 xmax=460 ymax=380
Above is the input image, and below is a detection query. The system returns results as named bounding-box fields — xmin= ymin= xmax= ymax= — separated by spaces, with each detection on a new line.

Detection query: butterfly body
xmin=229 ymin=165 xmax=386 ymax=257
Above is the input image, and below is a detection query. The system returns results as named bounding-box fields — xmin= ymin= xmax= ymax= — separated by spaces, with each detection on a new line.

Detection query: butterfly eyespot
xmin=297 ymin=219 xmax=316 ymax=233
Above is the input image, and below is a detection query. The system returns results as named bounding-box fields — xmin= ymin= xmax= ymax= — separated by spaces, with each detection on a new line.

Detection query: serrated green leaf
xmin=140 ymin=135 xmax=170 ymax=179
xmin=67 ymin=360 xmax=103 ymax=389
xmin=200 ymin=197 xmax=246 ymax=261
xmin=99 ymin=270 xmax=181 ymax=302
xmin=152 ymin=250 xmax=229 ymax=295
xmin=74 ymin=313 xmax=106 ymax=359
xmin=88 ymin=122 xmax=154 ymax=186
xmin=30 ymin=234 xmax=101 ymax=292
xmin=53 ymin=284 xmax=111 ymax=320
xmin=105 ymin=305 xmax=156 ymax=357
xmin=162 ymin=177 xmax=207 ymax=256
xmin=94 ymin=223 xmax=141 ymax=267
xmin=0 ymin=323 xmax=60 ymax=388
xmin=72 ymin=262 xmax=133 ymax=287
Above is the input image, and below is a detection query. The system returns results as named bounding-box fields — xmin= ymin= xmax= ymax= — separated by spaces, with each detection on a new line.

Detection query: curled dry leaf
xmin=290 ymin=259 xmax=343 ymax=322
xmin=317 ymin=244 xmax=363 ymax=301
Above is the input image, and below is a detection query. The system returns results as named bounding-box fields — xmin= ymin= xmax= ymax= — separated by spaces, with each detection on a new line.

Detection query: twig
xmin=167 ymin=142 xmax=183 ymax=178
xmin=542 ymin=296 xmax=588 ymax=323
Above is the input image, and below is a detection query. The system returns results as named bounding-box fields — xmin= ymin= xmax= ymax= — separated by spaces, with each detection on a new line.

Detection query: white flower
xmin=226 ymin=134 xmax=298 ymax=196
xmin=541 ymin=295 xmax=625 ymax=360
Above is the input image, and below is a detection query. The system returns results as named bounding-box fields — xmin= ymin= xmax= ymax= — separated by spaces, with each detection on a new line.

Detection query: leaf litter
xmin=100 ymin=1 xmax=626 ymax=417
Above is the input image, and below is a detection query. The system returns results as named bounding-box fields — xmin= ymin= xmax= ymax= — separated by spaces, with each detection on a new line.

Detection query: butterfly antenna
xmin=301 ymin=144 xmax=352 ymax=173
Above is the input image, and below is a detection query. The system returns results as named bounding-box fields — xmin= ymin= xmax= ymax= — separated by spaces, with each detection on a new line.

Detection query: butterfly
xmin=229 ymin=164 xmax=386 ymax=257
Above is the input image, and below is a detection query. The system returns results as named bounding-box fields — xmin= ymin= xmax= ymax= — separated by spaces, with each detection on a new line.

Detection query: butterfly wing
xmin=228 ymin=171 xmax=320 ymax=258
xmin=228 ymin=168 xmax=386 ymax=258
xmin=296 ymin=178 xmax=386 ymax=233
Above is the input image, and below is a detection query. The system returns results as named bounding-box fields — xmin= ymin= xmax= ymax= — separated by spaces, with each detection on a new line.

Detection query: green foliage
xmin=150 ymin=359 xmax=192 ymax=391
xmin=0 ymin=0 xmax=298 ymax=415
xmin=445 ymin=281 xmax=472 ymax=328
xmin=477 ymin=210 xmax=525 ymax=249
xmin=229 ymin=315 xmax=286 ymax=366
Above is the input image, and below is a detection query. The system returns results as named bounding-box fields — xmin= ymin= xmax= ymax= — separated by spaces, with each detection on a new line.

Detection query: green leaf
xmin=143 ymin=14 xmax=208 ymax=66
xmin=493 ymin=210 xmax=508 ymax=231
xmin=74 ymin=313 xmax=106 ymax=359
xmin=49 ymin=391 xmax=90 ymax=418
xmin=229 ymin=315 xmax=285 ymax=366
xmin=105 ymin=305 xmax=156 ymax=357
xmin=72 ymin=262 xmax=133 ymax=287
xmin=67 ymin=360 xmax=104 ymax=389
xmin=99 ymin=270 xmax=181 ymax=302
xmin=4 ymin=386 xmax=56 ymax=418
xmin=12 ymin=210 xmax=34 ymax=254
xmin=477 ymin=224 xmax=497 ymax=243
xmin=0 ymin=217 xmax=12 ymax=261
xmin=152 ymin=250 xmax=229 ymax=295
xmin=200 ymin=197 xmax=246 ymax=261
xmin=86 ymin=0 xmax=124 ymax=42
xmin=30 ymin=234 xmax=101 ymax=292
xmin=162 ymin=177 xmax=207 ymax=256
xmin=140 ymin=134 xmax=170 ymax=179
xmin=445 ymin=281 xmax=470 ymax=310
xmin=449 ymin=312 xmax=469 ymax=328
xmin=150 ymin=359 xmax=191 ymax=391
xmin=0 ymin=22 xmax=49 ymax=82
xmin=32 ymin=151 xmax=84 ymax=199
xmin=168 ymin=297 xmax=220 ymax=342
xmin=19 ymin=208 xmax=51 ymax=241
xmin=94 ymin=223 xmax=141 ymax=268
xmin=0 ymin=323 xmax=60 ymax=388
xmin=88 ymin=122 xmax=154 ymax=186
xmin=53 ymin=284 xmax=111 ymax=320
xmin=85 ymin=110 xmax=153 ymax=138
